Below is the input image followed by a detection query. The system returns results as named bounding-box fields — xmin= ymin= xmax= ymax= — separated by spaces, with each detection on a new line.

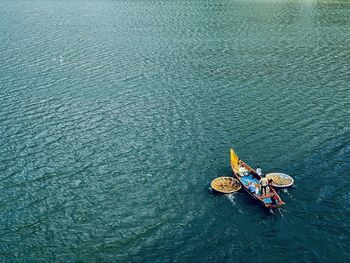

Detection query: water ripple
xmin=1 ymin=0 xmax=350 ymax=262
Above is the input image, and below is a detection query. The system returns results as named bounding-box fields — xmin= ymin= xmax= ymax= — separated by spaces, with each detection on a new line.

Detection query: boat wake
xmin=277 ymin=208 xmax=284 ymax=217
xmin=226 ymin=193 xmax=236 ymax=205
xmin=282 ymin=188 xmax=289 ymax=193
xmin=269 ymin=207 xmax=285 ymax=218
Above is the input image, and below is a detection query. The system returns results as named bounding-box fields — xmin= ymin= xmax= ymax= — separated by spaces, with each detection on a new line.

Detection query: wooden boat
xmin=211 ymin=177 xmax=242 ymax=194
xmin=230 ymin=149 xmax=285 ymax=209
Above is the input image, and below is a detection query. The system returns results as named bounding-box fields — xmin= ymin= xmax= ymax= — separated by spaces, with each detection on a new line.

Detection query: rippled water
xmin=0 ymin=0 xmax=349 ymax=262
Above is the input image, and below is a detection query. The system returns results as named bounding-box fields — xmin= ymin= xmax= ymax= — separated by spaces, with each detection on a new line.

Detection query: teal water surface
xmin=0 ymin=0 xmax=349 ymax=262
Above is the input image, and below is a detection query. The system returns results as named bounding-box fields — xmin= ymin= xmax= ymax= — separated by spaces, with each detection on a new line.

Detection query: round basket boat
xmin=211 ymin=177 xmax=242 ymax=194
xmin=266 ymin=173 xmax=294 ymax=188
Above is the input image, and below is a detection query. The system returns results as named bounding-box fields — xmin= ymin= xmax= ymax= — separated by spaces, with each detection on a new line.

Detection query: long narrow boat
xmin=230 ymin=149 xmax=285 ymax=209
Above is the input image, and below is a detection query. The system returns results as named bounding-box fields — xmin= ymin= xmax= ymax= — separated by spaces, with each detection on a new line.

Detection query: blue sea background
xmin=0 ymin=0 xmax=349 ymax=262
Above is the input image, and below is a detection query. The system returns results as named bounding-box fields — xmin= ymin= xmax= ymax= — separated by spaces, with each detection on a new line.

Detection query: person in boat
xmin=256 ymin=166 xmax=262 ymax=176
xmin=259 ymin=175 xmax=268 ymax=196
xmin=271 ymin=194 xmax=279 ymax=205
xmin=255 ymin=184 xmax=260 ymax=195
xmin=239 ymin=160 xmax=247 ymax=176
xmin=248 ymin=182 xmax=256 ymax=194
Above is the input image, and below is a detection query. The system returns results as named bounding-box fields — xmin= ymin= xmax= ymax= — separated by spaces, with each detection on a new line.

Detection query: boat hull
xmin=230 ymin=149 xmax=285 ymax=209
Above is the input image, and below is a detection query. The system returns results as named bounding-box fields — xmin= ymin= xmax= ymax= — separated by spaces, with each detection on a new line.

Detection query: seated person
xmin=248 ymin=182 xmax=256 ymax=193
xmin=271 ymin=194 xmax=279 ymax=205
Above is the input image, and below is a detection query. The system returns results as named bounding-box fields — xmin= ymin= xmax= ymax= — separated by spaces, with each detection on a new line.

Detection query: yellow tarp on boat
xmin=230 ymin=148 xmax=239 ymax=173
